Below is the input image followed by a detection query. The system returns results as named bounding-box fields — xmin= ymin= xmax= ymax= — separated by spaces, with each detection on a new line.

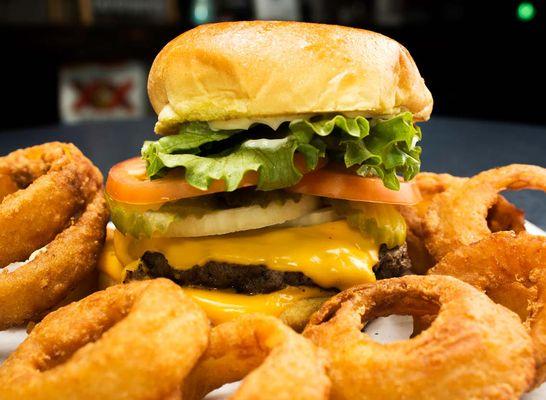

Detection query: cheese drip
xmin=183 ymin=286 xmax=328 ymax=325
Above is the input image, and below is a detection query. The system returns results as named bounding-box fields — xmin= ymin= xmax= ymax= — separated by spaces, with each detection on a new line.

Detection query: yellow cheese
xmin=97 ymin=254 xmax=331 ymax=324
xmin=99 ymin=220 xmax=377 ymax=324
xmin=182 ymin=286 xmax=328 ymax=325
xmin=114 ymin=220 xmax=378 ymax=290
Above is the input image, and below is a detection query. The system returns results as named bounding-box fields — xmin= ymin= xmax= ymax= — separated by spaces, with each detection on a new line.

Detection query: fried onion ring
xmin=0 ymin=143 xmax=102 ymax=267
xmin=0 ymin=279 xmax=210 ymax=400
xmin=0 ymin=190 xmax=108 ymax=329
xmin=303 ymin=275 xmax=534 ymax=399
xmin=180 ymin=314 xmax=330 ymax=400
xmin=0 ymin=142 xmax=107 ymax=329
xmin=429 ymin=231 xmax=546 ymax=387
xmin=424 ymin=164 xmax=546 ymax=259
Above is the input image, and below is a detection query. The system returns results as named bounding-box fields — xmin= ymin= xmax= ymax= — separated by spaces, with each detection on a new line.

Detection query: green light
xmin=517 ymin=2 xmax=536 ymax=22
xmin=192 ymin=0 xmax=212 ymax=25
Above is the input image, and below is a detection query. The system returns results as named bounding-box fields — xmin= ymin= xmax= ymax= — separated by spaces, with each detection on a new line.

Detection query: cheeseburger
xmin=101 ymin=21 xmax=432 ymax=329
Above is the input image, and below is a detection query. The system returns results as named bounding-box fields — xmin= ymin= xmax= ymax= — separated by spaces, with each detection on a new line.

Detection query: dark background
xmin=0 ymin=0 xmax=545 ymax=131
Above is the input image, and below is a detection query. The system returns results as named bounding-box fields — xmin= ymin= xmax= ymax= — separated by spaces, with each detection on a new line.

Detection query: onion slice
xmin=160 ymin=195 xmax=320 ymax=237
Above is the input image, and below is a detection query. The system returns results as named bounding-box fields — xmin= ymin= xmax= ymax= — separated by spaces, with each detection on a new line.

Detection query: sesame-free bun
xmin=149 ymin=21 xmax=433 ymax=129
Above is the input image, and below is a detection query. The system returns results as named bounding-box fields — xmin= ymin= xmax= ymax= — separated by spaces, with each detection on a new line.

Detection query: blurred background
xmin=0 ymin=0 xmax=544 ymax=131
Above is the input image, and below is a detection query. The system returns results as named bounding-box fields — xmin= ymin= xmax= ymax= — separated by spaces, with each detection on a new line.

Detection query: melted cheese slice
xmin=113 ymin=220 xmax=378 ymax=290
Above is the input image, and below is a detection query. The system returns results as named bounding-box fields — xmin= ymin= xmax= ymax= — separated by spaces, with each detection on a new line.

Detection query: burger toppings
xmin=106 ymin=190 xmax=321 ymax=238
xmin=142 ymin=112 xmax=422 ymax=191
xmin=108 ymin=190 xmax=407 ymax=247
xmin=124 ymin=244 xmax=411 ymax=294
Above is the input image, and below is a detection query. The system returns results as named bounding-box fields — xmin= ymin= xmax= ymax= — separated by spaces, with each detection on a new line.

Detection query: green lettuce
xmin=289 ymin=112 xmax=421 ymax=190
xmin=142 ymin=112 xmax=422 ymax=192
xmin=142 ymin=122 xmax=239 ymax=177
xmin=144 ymin=135 xmax=322 ymax=191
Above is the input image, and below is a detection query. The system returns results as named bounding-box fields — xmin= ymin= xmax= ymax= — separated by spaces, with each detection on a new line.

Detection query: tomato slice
xmin=287 ymin=166 xmax=422 ymax=205
xmin=106 ymin=158 xmax=253 ymax=204
xmin=107 ymin=157 xmax=421 ymax=206
xmin=106 ymin=156 xmax=319 ymax=205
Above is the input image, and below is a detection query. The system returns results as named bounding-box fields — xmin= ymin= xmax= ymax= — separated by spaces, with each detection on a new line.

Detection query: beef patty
xmin=125 ymin=243 xmax=411 ymax=294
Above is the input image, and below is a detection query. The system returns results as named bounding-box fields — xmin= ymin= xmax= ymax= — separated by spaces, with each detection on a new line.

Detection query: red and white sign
xmin=59 ymin=61 xmax=147 ymax=123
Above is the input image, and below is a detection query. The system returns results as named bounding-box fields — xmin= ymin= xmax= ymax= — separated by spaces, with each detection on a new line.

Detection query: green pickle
xmin=329 ymin=200 xmax=406 ymax=249
xmin=106 ymin=190 xmax=302 ymax=239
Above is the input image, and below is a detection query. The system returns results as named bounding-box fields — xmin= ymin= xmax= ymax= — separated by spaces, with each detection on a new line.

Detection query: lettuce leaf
xmin=142 ymin=112 xmax=422 ymax=192
xmin=142 ymin=122 xmax=239 ymax=177
xmin=290 ymin=112 xmax=421 ymax=190
xmin=144 ymin=135 xmax=322 ymax=191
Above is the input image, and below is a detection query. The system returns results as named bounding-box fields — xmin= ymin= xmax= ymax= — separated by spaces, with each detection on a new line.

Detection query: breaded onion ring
xmin=181 ymin=314 xmax=330 ymax=400
xmin=304 ymin=275 xmax=534 ymax=399
xmin=0 ymin=143 xmax=102 ymax=267
xmin=0 ymin=190 xmax=108 ymax=329
xmin=429 ymin=231 xmax=546 ymax=387
xmin=424 ymin=164 xmax=546 ymax=259
xmin=0 ymin=279 xmax=210 ymax=400
xmin=0 ymin=142 xmax=108 ymax=329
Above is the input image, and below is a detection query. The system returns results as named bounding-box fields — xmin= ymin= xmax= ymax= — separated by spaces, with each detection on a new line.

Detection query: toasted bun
xmin=149 ymin=21 xmax=432 ymax=131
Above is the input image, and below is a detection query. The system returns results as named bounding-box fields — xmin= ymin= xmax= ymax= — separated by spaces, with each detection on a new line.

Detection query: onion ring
xmin=429 ymin=231 xmax=546 ymax=387
xmin=0 ymin=190 xmax=108 ymax=328
xmin=0 ymin=279 xmax=210 ymax=400
xmin=303 ymin=275 xmax=534 ymax=399
xmin=0 ymin=143 xmax=102 ymax=267
xmin=424 ymin=164 xmax=546 ymax=259
xmin=180 ymin=314 xmax=330 ymax=400
xmin=0 ymin=142 xmax=107 ymax=329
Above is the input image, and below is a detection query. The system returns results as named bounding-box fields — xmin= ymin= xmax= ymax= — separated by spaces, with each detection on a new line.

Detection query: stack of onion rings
xmin=429 ymin=231 xmax=546 ymax=387
xmin=0 ymin=279 xmax=210 ymax=400
xmin=181 ymin=314 xmax=331 ymax=400
xmin=303 ymin=275 xmax=534 ymax=399
xmin=0 ymin=142 xmax=107 ymax=329
xmin=398 ymin=171 xmax=525 ymax=272
xmin=424 ymin=164 xmax=546 ymax=260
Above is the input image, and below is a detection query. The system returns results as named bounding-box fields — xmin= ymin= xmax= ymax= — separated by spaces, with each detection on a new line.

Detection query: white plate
xmin=2 ymin=222 xmax=545 ymax=398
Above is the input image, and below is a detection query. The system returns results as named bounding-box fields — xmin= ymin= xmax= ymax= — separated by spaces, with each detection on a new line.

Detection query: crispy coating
xmin=424 ymin=164 xmax=546 ymax=260
xmin=0 ymin=143 xmax=102 ymax=267
xmin=181 ymin=314 xmax=330 ymax=400
xmin=0 ymin=279 xmax=210 ymax=400
xmin=0 ymin=191 xmax=108 ymax=329
xmin=304 ymin=275 xmax=534 ymax=400
xmin=429 ymin=232 xmax=546 ymax=387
